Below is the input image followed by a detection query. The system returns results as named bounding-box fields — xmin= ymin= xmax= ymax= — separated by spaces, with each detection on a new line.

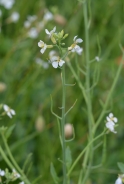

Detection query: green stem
xmin=94 ymin=49 xmax=124 ymax=131
xmin=61 ymin=65 xmax=67 ymax=184
xmin=1 ymin=133 xmax=31 ymax=184
xmin=67 ymin=131 xmax=105 ymax=177
xmin=81 ymin=1 xmax=94 ymax=183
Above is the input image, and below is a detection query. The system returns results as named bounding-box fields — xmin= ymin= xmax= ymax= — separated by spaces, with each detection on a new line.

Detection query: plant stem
xmin=81 ymin=1 xmax=94 ymax=183
xmin=1 ymin=132 xmax=31 ymax=184
xmin=61 ymin=65 xmax=67 ymax=184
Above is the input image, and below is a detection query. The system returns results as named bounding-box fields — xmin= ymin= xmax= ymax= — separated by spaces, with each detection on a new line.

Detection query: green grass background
xmin=0 ymin=0 xmax=124 ymax=183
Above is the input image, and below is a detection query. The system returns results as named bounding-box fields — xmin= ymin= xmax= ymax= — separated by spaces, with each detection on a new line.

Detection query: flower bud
xmin=63 ymin=33 xmax=68 ymax=40
xmin=64 ymin=123 xmax=73 ymax=138
xmin=51 ymin=35 xmax=56 ymax=44
xmin=35 ymin=116 xmax=45 ymax=132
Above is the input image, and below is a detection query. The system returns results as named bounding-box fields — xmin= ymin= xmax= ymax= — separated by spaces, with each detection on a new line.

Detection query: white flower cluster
xmin=38 ymin=27 xmax=83 ymax=68
xmin=24 ymin=11 xmax=54 ymax=39
xmin=105 ymin=113 xmax=118 ymax=133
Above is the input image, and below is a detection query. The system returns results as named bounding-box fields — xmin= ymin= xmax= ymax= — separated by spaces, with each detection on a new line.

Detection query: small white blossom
xmin=106 ymin=113 xmax=118 ymax=123
xmin=0 ymin=0 xmax=15 ymax=9
xmin=49 ymin=50 xmax=57 ymax=59
xmin=95 ymin=56 xmax=100 ymax=62
xmin=35 ymin=58 xmax=49 ymax=69
xmin=43 ymin=11 xmax=53 ymax=21
xmin=28 ymin=27 xmax=38 ymax=39
xmin=38 ymin=40 xmax=47 ymax=54
xmin=105 ymin=113 xmax=118 ymax=133
xmin=10 ymin=12 xmax=20 ymax=22
xmin=45 ymin=26 xmax=56 ymax=38
xmin=19 ymin=182 xmax=25 ymax=184
xmin=115 ymin=177 xmax=123 ymax=184
xmin=68 ymin=36 xmax=83 ymax=55
xmin=3 ymin=104 xmax=15 ymax=118
xmin=0 ymin=169 xmax=5 ymax=176
xmin=24 ymin=15 xmax=37 ymax=28
xmin=50 ymin=56 xmax=65 ymax=68
xmin=12 ymin=169 xmax=20 ymax=178
xmin=106 ymin=121 xmax=117 ymax=133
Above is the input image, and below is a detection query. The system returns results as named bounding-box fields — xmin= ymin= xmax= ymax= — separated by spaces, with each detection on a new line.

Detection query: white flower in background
xmin=24 ymin=15 xmax=37 ymax=28
xmin=38 ymin=40 xmax=47 ymax=54
xmin=95 ymin=56 xmax=100 ymax=62
xmin=105 ymin=113 xmax=118 ymax=133
xmin=10 ymin=12 xmax=20 ymax=22
xmin=0 ymin=169 xmax=5 ymax=176
xmin=68 ymin=36 xmax=83 ymax=55
xmin=106 ymin=113 xmax=118 ymax=124
xmin=3 ymin=104 xmax=15 ymax=118
xmin=28 ymin=27 xmax=38 ymax=39
xmin=49 ymin=50 xmax=57 ymax=59
xmin=35 ymin=58 xmax=49 ymax=69
xmin=0 ymin=0 xmax=15 ymax=9
xmin=50 ymin=56 xmax=65 ymax=68
xmin=24 ymin=20 xmax=31 ymax=28
xmin=0 ymin=10 xmax=2 ymax=17
xmin=45 ymin=26 xmax=56 ymax=38
xmin=43 ymin=11 xmax=53 ymax=21
xmin=19 ymin=182 xmax=25 ymax=184
xmin=115 ymin=176 xmax=123 ymax=184
xmin=12 ymin=169 xmax=20 ymax=179
xmin=27 ymin=15 xmax=37 ymax=22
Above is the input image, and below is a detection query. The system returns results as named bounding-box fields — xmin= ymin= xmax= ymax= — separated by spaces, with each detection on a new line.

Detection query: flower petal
xmin=109 ymin=113 xmax=113 ymax=118
xmin=76 ymin=38 xmax=83 ymax=43
xmin=59 ymin=60 xmax=65 ymax=67
xmin=52 ymin=62 xmax=58 ymax=68
xmin=73 ymin=35 xmax=78 ymax=42
xmin=3 ymin=104 xmax=9 ymax=112
xmin=115 ymin=177 xmax=123 ymax=184
xmin=45 ymin=29 xmax=50 ymax=35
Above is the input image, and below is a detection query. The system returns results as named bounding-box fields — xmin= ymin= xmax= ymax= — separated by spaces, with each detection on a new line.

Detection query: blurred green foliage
xmin=0 ymin=0 xmax=124 ymax=183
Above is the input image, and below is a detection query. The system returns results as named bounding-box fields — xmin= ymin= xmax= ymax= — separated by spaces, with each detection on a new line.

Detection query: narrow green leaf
xmin=117 ymin=162 xmax=124 ymax=173
xmin=66 ymin=146 xmax=72 ymax=170
xmin=5 ymin=124 xmax=15 ymax=139
xmin=50 ymin=163 xmax=59 ymax=184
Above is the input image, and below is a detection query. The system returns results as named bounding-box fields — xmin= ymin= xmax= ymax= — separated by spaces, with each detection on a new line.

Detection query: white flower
xmin=106 ymin=113 xmax=118 ymax=123
xmin=35 ymin=58 xmax=49 ymax=69
xmin=12 ymin=169 xmax=20 ymax=178
xmin=24 ymin=15 xmax=37 ymax=28
xmin=10 ymin=12 xmax=20 ymax=22
xmin=38 ymin=40 xmax=47 ymax=54
xmin=45 ymin=26 xmax=56 ymax=38
xmin=50 ymin=56 xmax=65 ymax=68
xmin=28 ymin=27 xmax=38 ymax=39
xmin=68 ymin=36 xmax=83 ymax=55
xmin=3 ymin=104 xmax=15 ymax=118
xmin=105 ymin=113 xmax=118 ymax=133
xmin=43 ymin=11 xmax=53 ymax=21
xmin=0 ymin=169 xmax=5 ymax=176
xmin=95 ymin=56 xmax=100 ymax=62
xmin=106 ymin=121 xmax=117 ymax=133
xmin=19 ymin=182 xmax=25 ymax=184
xmin=115 ymin=177 xmax=123 ymax=184
xmin=0 ymin=0 xmax=15 ymax=9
